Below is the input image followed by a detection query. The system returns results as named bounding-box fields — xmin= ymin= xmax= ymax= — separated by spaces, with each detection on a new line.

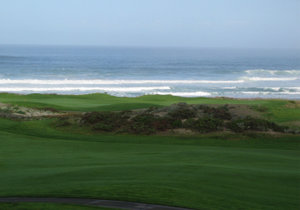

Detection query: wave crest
xmin=0 ymin=79 xmax=245 ymax=85
xmin=242 ymin=77 xmax=298 ymax=81
xmin=245 ymin=69 xmax=300 ymax=76
xmin=151 ymin=91 xmax=211 ymax=97
xmin=0 ymin=86 xmax=170 ymax=92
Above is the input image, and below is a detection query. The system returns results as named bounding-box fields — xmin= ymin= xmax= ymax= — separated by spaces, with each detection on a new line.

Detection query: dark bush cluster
xmin=81 ymin=111 xmax=129 ymax=132
xmin=227 ymin=117 xmax=286 ymax=133
xmin=56 ymin=117 xmax=73 ymax=127
xmin=199 ymin=105 xmax=231 ymax=120
xmin=129 ymin=113 xmax=157 ymax=134
xmin=184 ymin=117 xmax=223 ymax=133
xmin=168 ymin=107 xmax=196 ymax=120
xmin=76 ymin=104 xmax=289 ymax=135
xmin=80 ymin=111 xmax=186 ymax=134
xmin=129 ymin=114 xmax=184 ymax=134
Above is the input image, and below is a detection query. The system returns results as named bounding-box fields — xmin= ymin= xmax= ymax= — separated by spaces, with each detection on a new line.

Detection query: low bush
xmin=129 ymin=113 xmax=157 ymax=134
xmin=198 ymin=105 xmax=231 ymax=120
xmin=168 ymin=108 xmax=196 ymax=120
xmin=227 ymin=117 xmax=286 ymax=132
xmin=81 ymin=111 xmax=128 ymax=132
xmin=184 ymin=117 xmax=223 ymax=133
xmin=55 ymin=117 xmax=72 ymax=127
xmin=127 ymin=114 xmax=182 ymax=134
xmin=77 ymin=105 xmax=290 ymax=134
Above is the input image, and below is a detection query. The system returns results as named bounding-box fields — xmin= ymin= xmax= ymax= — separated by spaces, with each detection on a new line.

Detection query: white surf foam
xmin=240 ymin=91 xmax=272 ymax=95
xmin=280 ymin=92 xmax=300 ymax=95
xmin=223 ymin=87 xmax=300 ymax=92
xmin=240 ymin=91 xmax=300 ymax=95
xmin=0 ymin=86 xmax=170 ymax=92
xmin=242 ymin=77 xmax=298 ymax=81
xmin=222 ymin=87 xmax=237 ymax=89
xmin=0 ymin=79 xmax=245 ymax=85
xmin=283 ymin=87 xmax=300 ymax=91
xmin=151 ymin=91 xmax=211 ymax=97
xmin=245 ymin=69 xmax=300 ymax=75
xmin=1 ymin=77 xmax=296 ymax=85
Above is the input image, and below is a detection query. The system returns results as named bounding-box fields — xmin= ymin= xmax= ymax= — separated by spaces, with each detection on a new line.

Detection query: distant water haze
xmin=0 ymin=45 xmax=300 ymax=98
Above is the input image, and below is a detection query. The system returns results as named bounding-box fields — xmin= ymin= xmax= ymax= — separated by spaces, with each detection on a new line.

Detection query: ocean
xmin=0 ymin=45 xmax=300 ymax=99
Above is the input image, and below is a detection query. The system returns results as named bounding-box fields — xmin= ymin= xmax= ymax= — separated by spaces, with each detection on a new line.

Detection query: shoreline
xmin=0 ymin=92 xmax=300 ymax=101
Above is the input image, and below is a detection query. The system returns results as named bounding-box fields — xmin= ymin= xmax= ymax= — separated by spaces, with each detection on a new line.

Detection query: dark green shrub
xmin=184 ymin=117 xmax=223 ymax=133
xmin=152 ymin=117 xmax=173 ymax=131
xmin=171 ymin=119 xmax=183 ymax=128
xmin=227 ymin=117 xmax=285 ymax=132
xmin=129 ymin=113 xmax=157 ymax=134
xmin=183 ymin=118 xmax=196 ymax=128
xmin=168 ymin=108 xmax=196 ymax=120
xmin=55 ymin=117 xmax=72 ymax=127
xmin=93 ymin=122 xmax=115 ymax=132
xmin=81 ymin=112 xmax=103 ymax=124
xmin=194 ymin=117 xmax=223 ymax=132
xmin=199 ymin=105 xmax=231 ymax=120
xmin=81 ymin=111 xmax=128 ymax=132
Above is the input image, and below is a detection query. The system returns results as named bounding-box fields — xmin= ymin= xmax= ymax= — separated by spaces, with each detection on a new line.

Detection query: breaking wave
xmin=0 ymin=79 xmax=245 ymax=85
xmin=245 ymin=69 xmax=300 ymax=76
xmin=0 ymin=86 xmax=171 ymax=92
xmin=240 ymin=91 xmax=300 ymax=95
xmin=242 ymin=77 xmax=298 ymax=81
xmin=151 ymin=91 xmax=211 ymax=97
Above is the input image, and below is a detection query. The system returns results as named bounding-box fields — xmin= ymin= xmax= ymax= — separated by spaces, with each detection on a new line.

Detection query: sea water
xmin=0 ymin=45 xmax=300 ymax=98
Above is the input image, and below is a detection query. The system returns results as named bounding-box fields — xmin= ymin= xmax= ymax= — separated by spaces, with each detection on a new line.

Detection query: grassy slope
xmin=0 ymin=93 xmax=300 ymax=209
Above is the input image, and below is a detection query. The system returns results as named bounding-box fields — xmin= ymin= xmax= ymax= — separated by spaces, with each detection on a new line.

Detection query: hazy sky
xmin=0 ymin=0 xmax=299 ymax=48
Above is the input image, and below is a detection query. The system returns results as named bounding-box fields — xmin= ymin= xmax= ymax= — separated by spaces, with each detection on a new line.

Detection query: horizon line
xmin=1 ymin=43 xmax=300 ymax=50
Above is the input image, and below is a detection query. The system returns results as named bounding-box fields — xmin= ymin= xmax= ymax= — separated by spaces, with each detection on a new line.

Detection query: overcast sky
xmin=0 ymin=0 xmax=299 ymax=48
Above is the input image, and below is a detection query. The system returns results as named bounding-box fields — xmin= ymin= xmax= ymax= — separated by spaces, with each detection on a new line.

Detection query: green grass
xmin=0 ymin=119 xmax=299 ymax=209
xmin=0 ymin=93 xmax=299 ymax=209
xmin=0 ymin=203 xmax=116 ymax=210
xmin=0 ymin=93 xmax=278 ymax=110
